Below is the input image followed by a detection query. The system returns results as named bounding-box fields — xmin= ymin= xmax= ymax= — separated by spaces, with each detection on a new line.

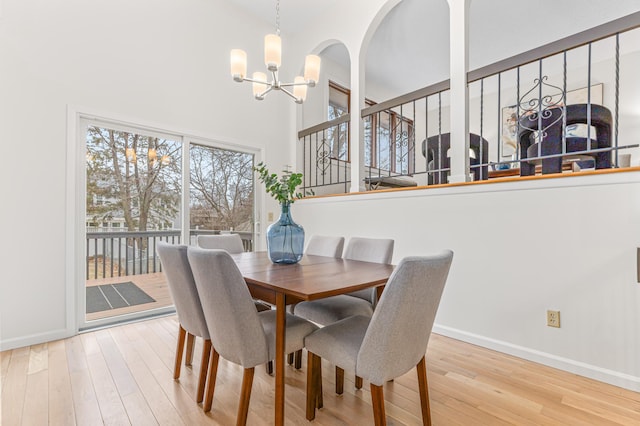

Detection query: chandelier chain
xmin=275 ymin=0 xmax=280 ymax=36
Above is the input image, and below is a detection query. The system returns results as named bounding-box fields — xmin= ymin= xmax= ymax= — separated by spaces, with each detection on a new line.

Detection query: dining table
xmin=229 ymin=251 xmax=394 ymax=426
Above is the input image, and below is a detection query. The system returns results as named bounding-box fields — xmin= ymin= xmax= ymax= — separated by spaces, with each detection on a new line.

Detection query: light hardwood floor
xmin=2 ymin=315 xmax=640 ymax=425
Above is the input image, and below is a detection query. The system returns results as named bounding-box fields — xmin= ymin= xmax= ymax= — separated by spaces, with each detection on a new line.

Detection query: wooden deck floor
xmin=2 ymin=315 xmax=640 ymax=425
xmin=86 ymin=273 xmax=173 ymax=321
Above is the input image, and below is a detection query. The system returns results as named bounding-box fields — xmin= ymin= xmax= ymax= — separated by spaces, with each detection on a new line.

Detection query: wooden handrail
xmin=297 ymin=114 xmax=350 ymax=139
xmin=468 ymin=11 xmax=640 ymax=83
xmin=297 ymin=12 xmax=640 ymax=139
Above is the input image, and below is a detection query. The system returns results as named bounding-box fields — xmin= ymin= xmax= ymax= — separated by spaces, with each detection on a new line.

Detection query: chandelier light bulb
xmin=230 ymin=49 xmax=247 ymax=81
xmin=264 ymin=34 xmax=281 ymax=71
xmin=293 ymin=76 xmax=307 ymax=103
xmin=303 ymin=55 xmax=321 ymax=87
xmin=252 ymin=72 xmax=268 ymax=99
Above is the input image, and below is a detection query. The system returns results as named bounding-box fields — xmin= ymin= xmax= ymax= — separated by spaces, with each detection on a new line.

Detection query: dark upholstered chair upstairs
xmin=518 ymin=103 xmax=612 ymax=176
xmin=422 ymin=133 xmax=489 ymax=184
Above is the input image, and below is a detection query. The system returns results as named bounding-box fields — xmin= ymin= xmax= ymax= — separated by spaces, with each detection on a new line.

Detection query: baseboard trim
xmin=433 ymin=324 xmax=640 ymax=392
xmin=0 ymin=328 xmax=75 ymax=352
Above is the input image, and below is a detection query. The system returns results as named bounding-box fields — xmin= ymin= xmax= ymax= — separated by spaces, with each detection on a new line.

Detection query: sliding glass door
xmin=83 ymin=122 xmax=182 ymax=324
xmin=189 ymin=143 xmax=255 ymax=249
xmin=78 ymin=116 xmax=260 ymax=330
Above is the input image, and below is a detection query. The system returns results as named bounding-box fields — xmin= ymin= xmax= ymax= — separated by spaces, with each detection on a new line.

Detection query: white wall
xmin=0 ymin=0 xmax=293 ymax=348
xmin=286 ymin=0 xmax=640 ymax=391
xmin=293 ymin=172 xmax=640 ymax=390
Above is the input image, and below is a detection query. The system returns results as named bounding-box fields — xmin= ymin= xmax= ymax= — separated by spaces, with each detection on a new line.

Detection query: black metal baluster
xmin=110 ymin=237 xmax=114 ymax=278
xmin=615 ymin=32 xmax=620 ymax=165
xmin=118 ymin=236 xmax=122 ymax=277
xmin=94 ymin=238 xmax=98 ymax=280
xmin=480 ymin=78 xmax=484 ymax=180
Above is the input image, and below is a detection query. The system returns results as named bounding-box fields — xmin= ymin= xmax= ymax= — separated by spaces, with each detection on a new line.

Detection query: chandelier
xmin=229 ymin=0 xmax=321 ymax=104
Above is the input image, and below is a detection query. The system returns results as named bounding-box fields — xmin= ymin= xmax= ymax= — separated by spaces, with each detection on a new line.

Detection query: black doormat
xmin=86 ymin=282 xmax=156 ymax=314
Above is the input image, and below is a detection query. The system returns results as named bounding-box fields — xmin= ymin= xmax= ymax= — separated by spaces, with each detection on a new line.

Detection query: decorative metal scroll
xmin=392 ymin=120 xmax=415 ymax=174
xmin=316 ymin=138 xmax=331 ymax=174
xmin=518 ymin=76 xmax=566 ymax=144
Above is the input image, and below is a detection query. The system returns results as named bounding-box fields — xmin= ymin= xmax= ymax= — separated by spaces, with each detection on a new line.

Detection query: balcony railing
xmin=298 ymin=114 xmax=351 ymax=195
xmin=86 ymin=229 xmax=254 ymax=280
xmin=298 ymin=12 xmax=640 ymax=196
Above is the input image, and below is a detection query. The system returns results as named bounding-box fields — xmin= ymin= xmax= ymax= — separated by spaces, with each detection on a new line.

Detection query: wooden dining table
xmin=229 ymin=251 xmax=395 ymax=426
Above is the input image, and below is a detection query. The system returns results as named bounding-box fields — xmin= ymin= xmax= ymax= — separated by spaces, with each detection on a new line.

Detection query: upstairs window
xmin=327 ymin=81 xmax=350 ymax=161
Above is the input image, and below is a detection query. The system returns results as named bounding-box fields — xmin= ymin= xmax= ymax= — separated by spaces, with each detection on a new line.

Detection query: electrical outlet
xmin=547 ymin=310 xmax=561 ymax=328
xmin=268 ymin=212 xmax=274 ymax=222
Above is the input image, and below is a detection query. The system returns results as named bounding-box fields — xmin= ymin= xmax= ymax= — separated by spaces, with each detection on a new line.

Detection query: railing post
xmin=447 ymin=0 xmax=472 ymax=183
xmin=350 ymin=49 xmax=366 ymax=193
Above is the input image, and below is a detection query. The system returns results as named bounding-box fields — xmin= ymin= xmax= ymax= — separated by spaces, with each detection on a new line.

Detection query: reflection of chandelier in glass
xmin=147 ymin=149 xmax=170 ymax=166
xmin=125 ymin=148 xmax=170 ymax=166
xmin=229 ymin=0 xmax=320 ymax=104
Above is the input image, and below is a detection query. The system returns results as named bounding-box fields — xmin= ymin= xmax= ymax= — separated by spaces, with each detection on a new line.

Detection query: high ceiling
xmin=228 ymin=0 xmax=640 ymax=98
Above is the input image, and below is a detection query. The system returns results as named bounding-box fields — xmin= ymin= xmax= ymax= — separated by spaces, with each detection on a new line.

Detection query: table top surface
xmin=230 ymin=251 xmax=394 ymax=301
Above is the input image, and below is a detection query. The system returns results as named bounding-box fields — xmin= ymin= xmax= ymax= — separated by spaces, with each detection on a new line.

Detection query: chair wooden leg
xmin=416 ymin=356 xmax=432 ymax=426
xmin=288 ymin=352 xmax=294 ymax=365
xmin=335 ymin=366 xmax=344 ymax=395
xmin=185 ymin=333 xmax=195 ymax=366
xmin=306 ymin=352 xmax=322 ymax=420
xmin=314 ymin=355 xmax=323 ymax=409
xmin=196 ymin=339 xmax=212 ymax=403
xmin=266 ymin=361 xmax=273 ymax=375
xmin=295 ymin=349 xmax=303 ymax=370
xmin=355 ymin=375 xmax=363 ymax=390
xmin=174 ymin=325 xmax=186 ymax=379
xmin=370 ymin=384 xmax=386 ymax=426
xmin=237 ymin=367 xmax=255 ymax=426
xmin=203 ymin=348 xmax=220 ymax=412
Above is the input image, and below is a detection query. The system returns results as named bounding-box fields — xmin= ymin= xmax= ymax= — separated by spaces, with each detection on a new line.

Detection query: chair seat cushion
xmin=259 ymin=310 xmax=318 ymax=360
xmin=293 ymin=295 xmax=374 ymax=326
xmin=527 ymin=137 xmax=599 ymax=160
xmin=304 ymin=315 xmax=371 ymax=373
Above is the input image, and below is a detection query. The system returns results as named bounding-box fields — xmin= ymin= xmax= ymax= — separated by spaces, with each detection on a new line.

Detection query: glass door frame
xmin=68 ymin=107 xmax=263 ymax=332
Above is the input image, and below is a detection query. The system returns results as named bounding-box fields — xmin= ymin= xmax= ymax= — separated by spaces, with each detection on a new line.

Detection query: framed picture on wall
xmin=501 ymin=83 xmax=603 ymax=157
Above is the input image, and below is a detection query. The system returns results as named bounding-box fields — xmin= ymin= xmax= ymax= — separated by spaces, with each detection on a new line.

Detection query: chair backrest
xmin=343 ymin=237 xmax=394 ymax=303
xmin=422 ymin=133 xmax=490 ymax=183
xmin=356 ymin=250 xmax=454 ymax=385
xmin=305 ymin=235 xmax=345 ymax=258
xmin=156 ymin=242 xmax=209 ymax=339
xmin=196 ymin=234 xmax=245 ymax=253
xmin=187 ymin=247 xmax=269 ymax=368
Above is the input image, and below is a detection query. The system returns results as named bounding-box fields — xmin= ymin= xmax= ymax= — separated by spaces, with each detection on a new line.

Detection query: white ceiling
xmin=228 ymin=0 xmax=640 ymax=98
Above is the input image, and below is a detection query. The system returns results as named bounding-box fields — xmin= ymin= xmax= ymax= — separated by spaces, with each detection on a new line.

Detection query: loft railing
xmin=298 ymin=114 xmax=351 ymax=195
xmin=298 ymin=12 xmax=640 ymax=195
xmin=86 ymin=229 xmax=253 ymax=280
xmin=361 ymin=81 xmax=452 ymax=186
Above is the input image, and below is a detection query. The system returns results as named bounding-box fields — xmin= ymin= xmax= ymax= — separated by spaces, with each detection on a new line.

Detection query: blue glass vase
xmin=266 ymin=202 xmax=304 ymax=264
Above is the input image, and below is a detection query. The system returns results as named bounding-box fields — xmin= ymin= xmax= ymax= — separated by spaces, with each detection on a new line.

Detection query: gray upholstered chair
xmin=196 ymin=233 xmax=245 ymax=253
xmin=156 ymin=242 xmax=211 ymax=404
xmin=197 ymin=233 xmax=271 ymax=314
xmin=287 ymin=234 xmax=346 ymax=369
xmin=305 ymin=235 xmax=345 ymax=258
xmin=305 ymin=251 xmax=454 ymax=426
xmin=294 ymin=237 xmax=394 ymax=391
xmin=186 ymin=247 xmax=318 ymax=423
